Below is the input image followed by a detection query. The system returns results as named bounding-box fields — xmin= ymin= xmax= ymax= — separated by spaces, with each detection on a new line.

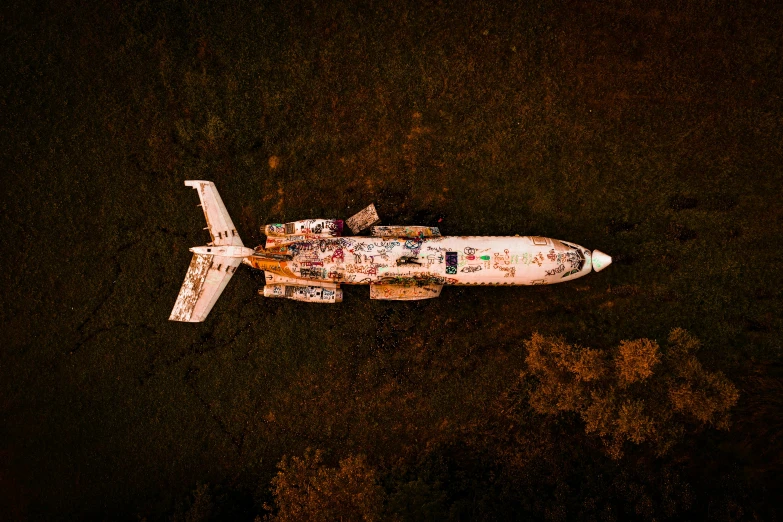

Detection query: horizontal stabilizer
xmin=185 ymin=180 xmax=243 ymax=246
xmin=170 ymin=254 xmax=241 ymax=322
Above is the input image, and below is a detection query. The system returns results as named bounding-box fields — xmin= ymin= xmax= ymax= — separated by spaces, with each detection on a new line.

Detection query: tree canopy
xmin=266 ymin=449 xmax=384 ymax=522
xmin=524 ymin=329 xmax=739 ymax=458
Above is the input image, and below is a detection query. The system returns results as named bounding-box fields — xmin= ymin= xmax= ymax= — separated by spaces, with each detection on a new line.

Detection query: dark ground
xmin=1 ymin=0 xmax=782 ymax=520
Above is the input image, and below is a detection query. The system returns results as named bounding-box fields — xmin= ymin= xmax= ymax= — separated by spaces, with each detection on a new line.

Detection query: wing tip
xmin=169 ymin=315 xmax=204 ymax=323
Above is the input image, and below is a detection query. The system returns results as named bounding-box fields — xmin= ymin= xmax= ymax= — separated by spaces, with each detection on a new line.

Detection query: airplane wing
xmin=185 ymin=180 xmax=243 ymax=246
xmin=169 ymin=254 xmax=242 ymax=322
xmin=371 ymin=226 xmax=441 ymax=238
xmin=369 ymin=284 xmax=442 ymax=300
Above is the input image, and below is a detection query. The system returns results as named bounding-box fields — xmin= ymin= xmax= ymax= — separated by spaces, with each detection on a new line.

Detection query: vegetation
xmin=524 ymin=329 xmax=739 ymax=458
xmin=2 ymin=0 xmax=781 ymax=520
xmin=266 ymin=449 xmax=384 ymax=522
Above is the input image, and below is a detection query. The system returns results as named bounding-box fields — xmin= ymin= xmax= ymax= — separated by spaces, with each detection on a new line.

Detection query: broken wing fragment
xmin=170 ymin=255 xmax=242 ymax=322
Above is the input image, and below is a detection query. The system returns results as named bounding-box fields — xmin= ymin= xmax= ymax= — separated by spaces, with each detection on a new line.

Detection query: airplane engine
xmin=264 ymin=219 xmax=343 ymax=238
xmin=261 ymin=284 xmax=343 ymax=303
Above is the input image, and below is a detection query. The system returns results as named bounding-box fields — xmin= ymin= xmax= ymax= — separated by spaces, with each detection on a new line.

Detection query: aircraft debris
xmin=345 ymin=204 xmax=380 ymax=234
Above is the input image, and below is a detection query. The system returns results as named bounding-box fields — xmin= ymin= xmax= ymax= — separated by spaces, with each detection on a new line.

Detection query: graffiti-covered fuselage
xmin=244 ymin=235 xmax=603 ymax=286
xmin=170 ymin=180 xmax=612 ymax=320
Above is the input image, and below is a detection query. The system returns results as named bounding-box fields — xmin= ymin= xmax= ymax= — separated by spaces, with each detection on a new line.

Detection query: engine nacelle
xmin=261 ymin=284 xmax=343 ymax=303
xmin=264 ymin=219 xmax=344 ymax=238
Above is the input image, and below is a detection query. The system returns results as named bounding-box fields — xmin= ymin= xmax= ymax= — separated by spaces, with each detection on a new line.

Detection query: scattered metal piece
xmin=345 ymin=204 xmax=380 ymax=234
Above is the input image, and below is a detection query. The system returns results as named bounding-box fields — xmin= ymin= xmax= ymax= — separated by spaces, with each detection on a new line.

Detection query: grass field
xmin=2 ymin=0 xmax=781 ymax=519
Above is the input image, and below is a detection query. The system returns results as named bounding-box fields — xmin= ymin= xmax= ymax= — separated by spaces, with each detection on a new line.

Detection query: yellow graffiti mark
xmin=248 ymin=258 xmax=297 ymax=278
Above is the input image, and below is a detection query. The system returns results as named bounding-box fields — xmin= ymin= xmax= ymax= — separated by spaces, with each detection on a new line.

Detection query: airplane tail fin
xmin=169 ymin=181 xmax=245 ymax=322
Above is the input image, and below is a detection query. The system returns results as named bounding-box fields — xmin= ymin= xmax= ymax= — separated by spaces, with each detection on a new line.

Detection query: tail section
xmin=170 ymin=181 xmax=250 ymax=322
xmin=185 ymin=180 xmax=243 ymax=246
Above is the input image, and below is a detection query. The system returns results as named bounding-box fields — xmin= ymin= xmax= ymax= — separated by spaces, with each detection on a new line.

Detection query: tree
xmin=266 ymin=449 xmax=385 ymax=522
xmin=523 ymin=329 xmax=739 ymax=458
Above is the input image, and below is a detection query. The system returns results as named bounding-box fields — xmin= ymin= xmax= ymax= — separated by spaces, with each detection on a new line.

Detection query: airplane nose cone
xmin=591 ymin=250 xmax=612 ymax=272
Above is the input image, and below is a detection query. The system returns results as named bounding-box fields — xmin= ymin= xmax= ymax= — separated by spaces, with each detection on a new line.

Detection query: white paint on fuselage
xmin=268 ymin=236 xmax=594 ymax=286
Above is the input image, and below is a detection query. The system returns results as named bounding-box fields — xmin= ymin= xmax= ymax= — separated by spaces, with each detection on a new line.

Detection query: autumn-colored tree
xmin=524 ymin=329 xmax=739 ymax=458
xmin=266 ymin=448 xmax=385 ymax=522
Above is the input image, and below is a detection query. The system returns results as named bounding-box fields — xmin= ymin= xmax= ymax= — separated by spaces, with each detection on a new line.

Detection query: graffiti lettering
xmin=300 ymin=267 xmax=327 ymax=279
xmin=545 ymin=264 xmax=565 ymax=276
xmin=493 ymin=249 xmax=512 ymax=268
xmin=344 ymin=264 xmax=378 ymax=276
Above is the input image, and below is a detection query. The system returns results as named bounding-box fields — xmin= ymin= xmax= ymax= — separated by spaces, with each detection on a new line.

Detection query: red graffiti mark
xmin=331 ymin=248 xmax=344 ymax=262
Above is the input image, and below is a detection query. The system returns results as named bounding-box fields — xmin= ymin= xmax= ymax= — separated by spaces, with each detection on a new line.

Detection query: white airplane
xmin=170 ymin=181 xmax=612 ymax=322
